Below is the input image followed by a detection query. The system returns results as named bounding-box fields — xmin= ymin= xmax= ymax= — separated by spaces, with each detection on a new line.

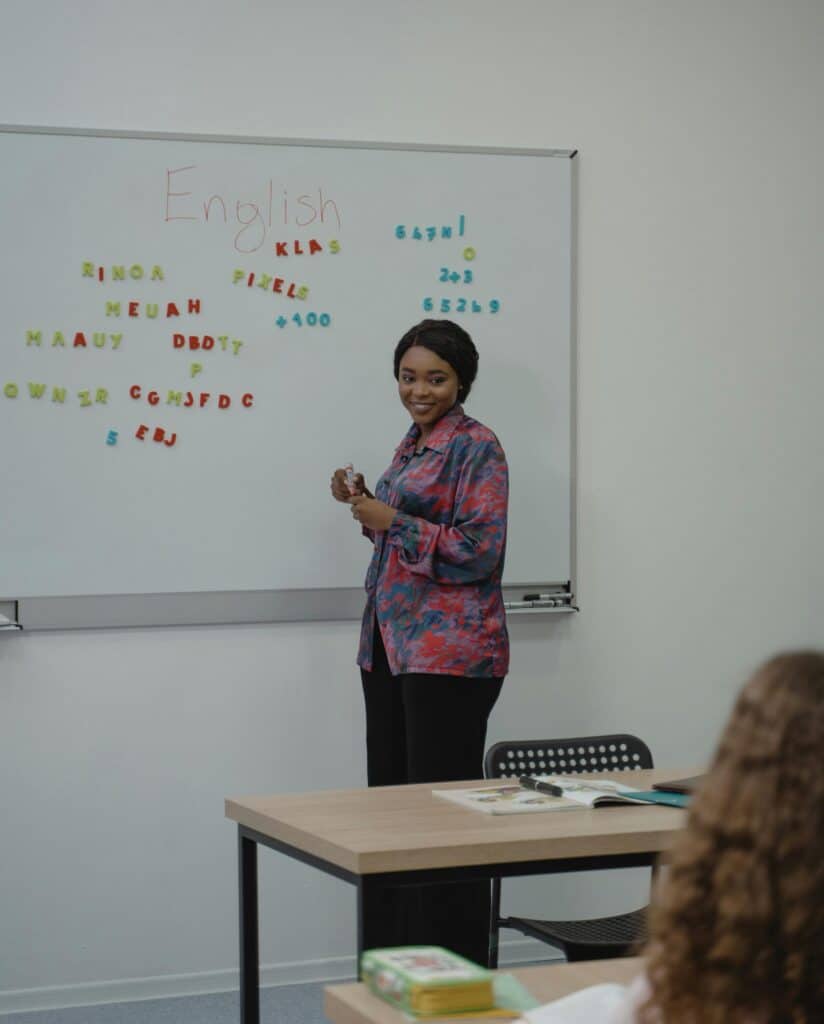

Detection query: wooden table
xmin=325 ymin=958 xmax=642 ymax=1024
xmin=225 ymin=771 xmax=687 ymax=1023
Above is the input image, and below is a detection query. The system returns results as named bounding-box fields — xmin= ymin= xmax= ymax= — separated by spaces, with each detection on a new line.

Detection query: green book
xmin=623 ymin=790 xmax=690 ymax=808
xmin=361 ymin=946 xmax=494 ymax=1017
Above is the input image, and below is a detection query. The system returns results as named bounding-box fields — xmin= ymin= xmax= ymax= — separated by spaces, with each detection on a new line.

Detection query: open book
xmin=432 ymin=778 xmax=688 ymax=815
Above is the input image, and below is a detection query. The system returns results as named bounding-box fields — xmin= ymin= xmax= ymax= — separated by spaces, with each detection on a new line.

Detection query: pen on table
xmin=519 ymin=776 xmax=564 ymax=797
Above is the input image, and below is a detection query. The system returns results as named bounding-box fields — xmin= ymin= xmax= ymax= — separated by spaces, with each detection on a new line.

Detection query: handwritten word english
xmin=164 ymin=166 xmax=342 ymax=253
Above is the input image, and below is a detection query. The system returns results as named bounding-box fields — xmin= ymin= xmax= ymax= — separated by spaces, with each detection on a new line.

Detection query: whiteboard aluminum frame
xmin=1 ymin=124 xmax=578 ymax=630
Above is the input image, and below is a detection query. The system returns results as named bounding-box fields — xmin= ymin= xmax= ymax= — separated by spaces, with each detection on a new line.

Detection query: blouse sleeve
xmin=385 ymin=439 xmax=508 ymax=584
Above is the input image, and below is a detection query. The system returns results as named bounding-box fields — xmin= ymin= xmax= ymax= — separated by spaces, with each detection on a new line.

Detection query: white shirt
xmin=517 ymin=974 xmax=652 ymax=1024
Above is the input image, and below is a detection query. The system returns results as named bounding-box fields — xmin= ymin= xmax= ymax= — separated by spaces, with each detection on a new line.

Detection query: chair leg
xmin=488 ymin=878 xmax=501 ymax=969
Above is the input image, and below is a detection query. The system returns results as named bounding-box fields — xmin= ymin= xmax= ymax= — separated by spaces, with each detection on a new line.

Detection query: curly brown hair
xmin=641 ymin=651 xmax=824 ymax=1024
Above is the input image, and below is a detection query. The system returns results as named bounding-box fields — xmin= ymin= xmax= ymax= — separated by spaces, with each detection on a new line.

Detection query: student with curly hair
xmin=524 ymin=650 xmax=824 ymax=1023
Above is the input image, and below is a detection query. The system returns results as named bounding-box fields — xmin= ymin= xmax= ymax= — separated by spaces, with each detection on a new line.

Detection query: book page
xmin=432 ymin=785 xmax=581 ymax=814
xmin=530 ymin=777 xmax=642 ymax=808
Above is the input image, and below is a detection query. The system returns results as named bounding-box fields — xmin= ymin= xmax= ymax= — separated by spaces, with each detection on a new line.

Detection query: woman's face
xmin=397 ymin=344 xmax=460 ymax=435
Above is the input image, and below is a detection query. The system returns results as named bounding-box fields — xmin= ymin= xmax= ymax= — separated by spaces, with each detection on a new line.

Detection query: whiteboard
xmin=0 ymin=126 xmax=575 ymax=622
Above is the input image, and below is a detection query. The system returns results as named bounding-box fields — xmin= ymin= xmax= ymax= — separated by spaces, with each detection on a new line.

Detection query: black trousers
xmin=360 ymin=622 xmax=503 ymax=965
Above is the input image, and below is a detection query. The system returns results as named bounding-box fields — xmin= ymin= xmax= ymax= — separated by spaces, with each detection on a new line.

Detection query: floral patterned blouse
xmin=358 ymin=404 xmax=509 ymax=679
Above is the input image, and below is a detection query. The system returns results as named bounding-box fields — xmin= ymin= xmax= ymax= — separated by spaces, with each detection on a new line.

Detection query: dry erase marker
xmin=344 ymin=463 xmax=356 ymax=495
xmin=519 ymin=776 xmax=564 ymax=797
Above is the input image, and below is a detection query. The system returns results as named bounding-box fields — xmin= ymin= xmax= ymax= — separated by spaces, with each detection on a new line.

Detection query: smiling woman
xmin=329 ymin=318 xmax=509 ymax=966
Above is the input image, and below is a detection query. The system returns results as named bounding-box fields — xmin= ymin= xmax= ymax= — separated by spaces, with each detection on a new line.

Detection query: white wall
xmin=2 ymin=0 xmax=824 ymax=1011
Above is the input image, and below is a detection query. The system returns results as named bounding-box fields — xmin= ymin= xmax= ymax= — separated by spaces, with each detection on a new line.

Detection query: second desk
xmin=225 ymin=769 xmax=688 ymax=1024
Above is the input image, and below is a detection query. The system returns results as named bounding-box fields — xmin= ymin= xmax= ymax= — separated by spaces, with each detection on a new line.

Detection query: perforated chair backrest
xmin=484 ymin=734 xmax=653 ymax=779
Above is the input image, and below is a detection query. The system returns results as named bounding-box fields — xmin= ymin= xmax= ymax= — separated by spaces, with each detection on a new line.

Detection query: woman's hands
xmin=330 ymin=467 xmax=371 ymax=502
xmin=349 ymin=494 xmax=396 ymax=532
xmin=330 ymin=468 xmax=395 ymax=532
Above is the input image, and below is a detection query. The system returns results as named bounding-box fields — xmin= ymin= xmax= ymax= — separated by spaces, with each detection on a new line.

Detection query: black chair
xmin=484 ymin=734 xmax=654 ymax=965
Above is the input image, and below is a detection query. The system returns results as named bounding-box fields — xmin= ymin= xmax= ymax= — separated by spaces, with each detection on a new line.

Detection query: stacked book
xmin=361 ymin=946 xmax=494 ymax=1017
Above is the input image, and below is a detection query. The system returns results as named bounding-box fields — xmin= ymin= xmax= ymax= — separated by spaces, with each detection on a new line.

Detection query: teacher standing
xmin=330 ymin=319 xmax=509 ymax=965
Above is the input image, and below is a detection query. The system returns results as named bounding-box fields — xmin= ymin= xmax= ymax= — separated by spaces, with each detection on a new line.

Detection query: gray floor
xmin=0 ymin=981 xmax=334 ymax=1024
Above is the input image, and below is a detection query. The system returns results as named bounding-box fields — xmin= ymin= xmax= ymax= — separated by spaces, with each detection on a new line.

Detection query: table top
xmin=225 ymin=770 xmax=689 ymax=875
xmin=324 ymin=958 xmax=642 ymax=1024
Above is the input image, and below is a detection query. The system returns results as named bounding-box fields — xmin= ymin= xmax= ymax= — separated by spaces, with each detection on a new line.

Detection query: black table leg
xmin=356 ymin=875 xmax=370 ymax=973
xmin=239 ymin=829 xmax=259 ymax=1024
